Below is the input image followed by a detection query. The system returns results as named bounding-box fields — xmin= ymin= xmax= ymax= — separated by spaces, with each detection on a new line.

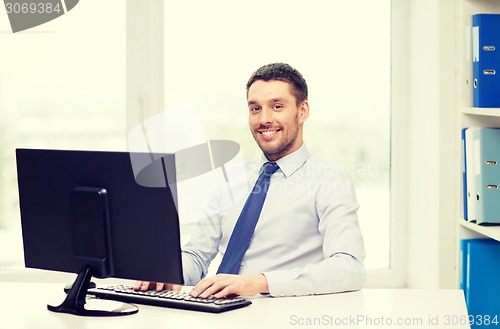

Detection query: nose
xmin=259 ymin=107 xmax=273 ymax=125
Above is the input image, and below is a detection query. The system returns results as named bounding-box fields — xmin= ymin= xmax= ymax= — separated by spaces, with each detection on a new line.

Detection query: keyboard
xmin=86 ymin=285 xmax=252 ymax=313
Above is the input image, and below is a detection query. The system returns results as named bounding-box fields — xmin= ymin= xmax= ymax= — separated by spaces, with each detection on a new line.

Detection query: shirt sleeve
xmin=181 ymin=192 xmax=224 ymax=286
xmin=262 ymin=169 xmax=366 ymax=297
xmin=181 ymin=218 xmax=221 ymax=286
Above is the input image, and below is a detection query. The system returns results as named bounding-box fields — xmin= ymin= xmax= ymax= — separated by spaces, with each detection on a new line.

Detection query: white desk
xmin=0 ymin=281 xmax=470 ymax=329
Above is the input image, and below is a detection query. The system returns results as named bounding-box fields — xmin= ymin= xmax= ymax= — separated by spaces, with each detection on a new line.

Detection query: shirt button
xmin=240 ymin=262 xmax=244 ymax=267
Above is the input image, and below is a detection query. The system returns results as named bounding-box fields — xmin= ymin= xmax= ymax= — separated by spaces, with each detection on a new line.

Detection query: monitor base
xmin=47 ymin=265 xmax=138 ymax=317
xmin=48 ymin=297 xmax=138 ymax=317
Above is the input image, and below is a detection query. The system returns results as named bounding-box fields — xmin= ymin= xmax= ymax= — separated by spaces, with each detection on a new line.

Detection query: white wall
xmin=404 ymin=0 xmax=457 ymax=288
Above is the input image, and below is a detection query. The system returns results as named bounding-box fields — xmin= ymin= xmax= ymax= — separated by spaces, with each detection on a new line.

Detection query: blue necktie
xmin=217 ymin=162 xmax=280 ymax=274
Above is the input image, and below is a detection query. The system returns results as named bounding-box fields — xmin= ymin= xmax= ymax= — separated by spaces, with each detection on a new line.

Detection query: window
xmin=0 ymin=1 xmax=126 ymax=270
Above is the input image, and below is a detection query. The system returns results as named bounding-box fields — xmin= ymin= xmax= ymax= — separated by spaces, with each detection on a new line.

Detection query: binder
xmin=459 ymin=239 xmax=468 ymax=292
xmin=472 ymin=14 xmax=500 ymax=107
xmin=463 ymin=239 xmax=500 ymax=329
xmin=465 ymin=127 xmax=478 ymax=222
xmin=473 ymin=128 xmax=500 ymax=224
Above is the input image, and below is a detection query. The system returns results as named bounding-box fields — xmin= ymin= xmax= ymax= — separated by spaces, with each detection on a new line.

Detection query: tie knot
xmin=262 ymin=162 xmax=279 ymax=175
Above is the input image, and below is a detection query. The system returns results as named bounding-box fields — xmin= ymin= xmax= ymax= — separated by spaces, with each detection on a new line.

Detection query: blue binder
xmin=473 ymin=14 xmax=500 ymax=107
xmin=463 ymin=239 xmax=500 ymax=329
xmin=474 ymin=128 xmax=500 ymax=224
xmin=459 ymin=239 xmax=468 ymax=292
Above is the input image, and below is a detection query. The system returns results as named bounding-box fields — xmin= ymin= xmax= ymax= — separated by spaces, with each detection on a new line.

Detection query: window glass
xmin=0 ymin=1 xmax=126 ymax=269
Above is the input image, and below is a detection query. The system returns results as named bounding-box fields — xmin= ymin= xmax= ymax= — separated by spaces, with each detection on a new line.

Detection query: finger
xmin=133 ymin=281 xmax=146 ymax=291
xmin=141 ymin=281 xmax=152 ymax=291
xmin=167 ymin=284 xmax=182 ymax=291
xmin=156 ymin=282 xmax=165 ymax=291
xmin=190 ymin=277 xmax=216 ymax=297
xmin=213 ymin=285 xmax=236 ymax=299
xmin=198 ymin=280 xmax=228 ymax=299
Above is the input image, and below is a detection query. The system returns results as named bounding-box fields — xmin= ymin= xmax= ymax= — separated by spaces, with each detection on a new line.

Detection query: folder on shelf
xmin=465 ymin=127 xmax=478 ymax=222
xmin=462 ymin=239 xmax=500 ymax=329
xmin=472 ymin=14 xmax=500 ymax=108
xmin=473 ymin=128 xmax=500 ymax=224
xmin=459 ymin=239 xmax=468 ymax=291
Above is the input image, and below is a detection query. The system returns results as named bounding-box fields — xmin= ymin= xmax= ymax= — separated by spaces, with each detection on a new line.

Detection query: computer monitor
xmin=15 ymin=148 xmax=183 ymax=316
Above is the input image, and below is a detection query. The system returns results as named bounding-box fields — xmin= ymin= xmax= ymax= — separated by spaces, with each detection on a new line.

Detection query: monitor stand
xmin=47 ymin=265 xmax=138 ymax=316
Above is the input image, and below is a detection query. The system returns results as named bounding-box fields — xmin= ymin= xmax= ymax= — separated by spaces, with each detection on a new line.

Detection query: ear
xmin=298 ymin=100 xmax=310 ymax=124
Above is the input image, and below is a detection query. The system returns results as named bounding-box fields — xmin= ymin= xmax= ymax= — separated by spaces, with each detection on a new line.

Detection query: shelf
xmin=461 ymin=108 xmax=500 ymax=127
xmin=459 ymin=219 xmax=500 ymax=242
xmin=463 ymin=107 xmax=500 ymax=117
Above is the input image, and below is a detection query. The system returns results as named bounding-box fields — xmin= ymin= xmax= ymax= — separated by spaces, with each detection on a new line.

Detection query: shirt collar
xmin=258 ymin=143 xmax=309 ymax=178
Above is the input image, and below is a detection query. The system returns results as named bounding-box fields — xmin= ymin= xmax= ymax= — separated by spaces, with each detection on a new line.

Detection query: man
xmin=135 ymin=63 xmax=366 ymax=298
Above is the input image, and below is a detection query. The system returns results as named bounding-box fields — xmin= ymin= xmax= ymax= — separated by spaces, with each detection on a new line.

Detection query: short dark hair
xmin=246 ymin=63 xmax=308 ymax=104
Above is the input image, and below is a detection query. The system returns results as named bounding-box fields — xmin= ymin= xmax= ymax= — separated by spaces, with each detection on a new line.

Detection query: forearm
xmin=181 ymin=251 xmax=207 ymax=286
xmin=262 ymin=253 xmax=366 ymax=297
xmin=181 ymin=215 xmax=222 ymax=285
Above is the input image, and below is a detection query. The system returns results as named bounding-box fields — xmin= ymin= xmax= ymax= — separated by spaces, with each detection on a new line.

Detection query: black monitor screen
xmin=16 ymin=148 xmax=183 ymax=315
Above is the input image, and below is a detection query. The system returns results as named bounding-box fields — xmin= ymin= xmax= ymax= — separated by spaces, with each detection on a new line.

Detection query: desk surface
xmin=0 ymin=281 xmax=470 ymax=329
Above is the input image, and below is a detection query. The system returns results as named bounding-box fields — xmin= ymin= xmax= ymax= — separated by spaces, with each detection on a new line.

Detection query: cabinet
xmin=457 ymin=0 xmax=500 ymax=275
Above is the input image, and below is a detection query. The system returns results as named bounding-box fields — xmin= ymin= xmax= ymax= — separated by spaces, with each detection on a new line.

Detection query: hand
xmin=133 ymin=281 xmax=182 ymax=292
xmin=189 ymin=274 xmax=269 ymax=299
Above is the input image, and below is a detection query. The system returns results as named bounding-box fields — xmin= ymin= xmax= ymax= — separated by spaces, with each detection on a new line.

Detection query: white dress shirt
xmin=181 ymin=143 xmax=366 ymax=297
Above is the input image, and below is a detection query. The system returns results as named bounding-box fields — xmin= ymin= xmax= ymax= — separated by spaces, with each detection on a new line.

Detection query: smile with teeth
xmin=259 ymin=129 xmax=280 ymax=138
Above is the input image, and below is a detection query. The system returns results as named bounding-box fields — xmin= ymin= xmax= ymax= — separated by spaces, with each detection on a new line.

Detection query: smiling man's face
xmin=247 ymin=80 xmax=309 ymax=161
